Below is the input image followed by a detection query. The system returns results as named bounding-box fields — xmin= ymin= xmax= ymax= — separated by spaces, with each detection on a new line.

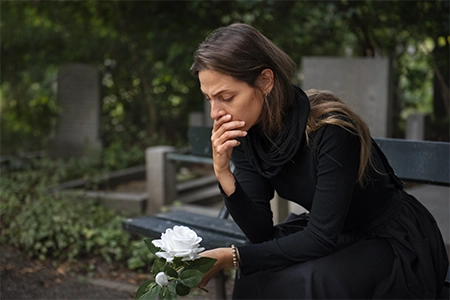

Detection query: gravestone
xmin=188 ymin=112 xmax=205 ymax=127
xmin=48 ymin=64 xmax=102 ymax=158
xmin=302 ymin=57 xmax=392 ymax=138
xmin=203 ymin=100 xmax=214 ymax=127
xmin=405 ymin=113 xmax=431 ymax=140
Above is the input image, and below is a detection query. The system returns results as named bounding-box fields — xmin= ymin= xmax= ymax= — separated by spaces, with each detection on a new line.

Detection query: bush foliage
xmin=2 ymin=1 xmax=448 ymax=154
xmin=0 ymin=155 xmax=153 ymax=270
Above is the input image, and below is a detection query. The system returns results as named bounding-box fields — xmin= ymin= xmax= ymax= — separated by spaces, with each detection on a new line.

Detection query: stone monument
xmin=405 ymin=113 xmax=431 ymax=140
xmin=48 ymin=64 xmax=102 ymax=158
xmin=302 ymin=57 xmax=392 ymax=138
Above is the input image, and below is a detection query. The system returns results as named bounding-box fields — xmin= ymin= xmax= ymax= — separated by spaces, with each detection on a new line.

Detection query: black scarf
xmin=239 ymin=86 xmax=310 ymax=178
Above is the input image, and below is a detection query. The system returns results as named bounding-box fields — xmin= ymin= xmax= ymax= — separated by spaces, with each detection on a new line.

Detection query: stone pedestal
xmin=145 ymin=146 xmax=177 ymax=215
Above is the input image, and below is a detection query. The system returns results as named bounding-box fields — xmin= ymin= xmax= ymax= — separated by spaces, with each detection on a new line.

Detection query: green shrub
xmin=0 ymin=155 xmax=153 ymax=270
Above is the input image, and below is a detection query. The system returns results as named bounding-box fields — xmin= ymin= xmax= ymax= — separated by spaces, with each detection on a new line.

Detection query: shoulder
xmin=309 ymin=124 xmax=361 ymax=155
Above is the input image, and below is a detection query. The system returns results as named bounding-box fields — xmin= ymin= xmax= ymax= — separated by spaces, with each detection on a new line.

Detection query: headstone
xmin=405 ymin=113 xmax=431 ymax=140
xmin=48 ymin=64 xmax=102 ymax=158
xmin=188 ymin=112 xmax=205 ymax=127
xmin=302 ymin=57 xmax=392 ymax=138
xmin=204 ymin=100 xmax=214 ymax=127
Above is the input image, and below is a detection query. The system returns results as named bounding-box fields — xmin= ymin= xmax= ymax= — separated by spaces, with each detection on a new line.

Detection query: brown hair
xmin=305 ymin=89 xmax=373 ymax=185
xmin=190 ymin=23 xmax=296 ymax=136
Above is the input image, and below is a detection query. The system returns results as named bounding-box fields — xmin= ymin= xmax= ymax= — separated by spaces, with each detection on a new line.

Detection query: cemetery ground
xmin=0 ymin=245 xmax=135 ymax=300
xmin=1 ymin=243 xmax=234 ymax=300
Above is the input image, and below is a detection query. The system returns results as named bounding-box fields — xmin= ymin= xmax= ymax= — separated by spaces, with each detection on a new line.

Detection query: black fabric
xmin=228 ymin=124 xmax=402 ymax=270
xmin=232 ymin=193 xmax=449 ymax=299
xmin=223 ymin=86 xmax=448 ymax=299
xmin=238 ymin=86 xmax=310 ymax=178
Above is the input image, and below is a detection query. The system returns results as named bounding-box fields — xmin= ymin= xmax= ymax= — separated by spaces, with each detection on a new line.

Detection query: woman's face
xmin=198 ymin=70 xmax=264 ymax=131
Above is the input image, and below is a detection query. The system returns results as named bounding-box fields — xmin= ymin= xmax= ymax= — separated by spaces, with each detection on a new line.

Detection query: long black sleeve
xmin=224 ymin=125 xmax=361 ymax=275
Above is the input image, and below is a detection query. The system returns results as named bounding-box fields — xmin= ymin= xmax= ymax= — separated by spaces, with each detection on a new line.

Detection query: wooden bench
xmin=123 ymin=127 xmax=449 ymax=299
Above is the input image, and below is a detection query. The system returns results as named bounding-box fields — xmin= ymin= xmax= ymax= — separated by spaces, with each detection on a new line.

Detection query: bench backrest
xmin=188 ymin=126 xmax=450 ymax=186
xmin=188 ymin=126 xmax=213 ymax=157
xmin=187 ymin=126 xmax=450 ymax=220
xmin=374 ymin=138 xmax=450 ymax=186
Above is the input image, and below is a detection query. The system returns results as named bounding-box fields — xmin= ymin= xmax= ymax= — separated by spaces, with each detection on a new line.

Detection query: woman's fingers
xmin=197 ymin=270 xmax=216 ymax=289
xmin=212 ymin=110 xmax=229 ymax=132
xmin=211 ymin=113 xmax=246 ymax=174
xmin=212 ymin=128 xmax=246 ymax=150
xmin=212 ymin=119 xmax=246 ymax=145
xmin=212 ymin=112 xmax=245 ymax=134
xmin=197 ymin=248 xmax=231 ymax=289
xmin=211 ymin=124 xmax=245 ymax=172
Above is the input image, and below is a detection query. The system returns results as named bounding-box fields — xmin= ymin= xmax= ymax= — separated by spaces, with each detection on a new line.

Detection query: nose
xmin=209 ymin=100 xmax=222 ymax=120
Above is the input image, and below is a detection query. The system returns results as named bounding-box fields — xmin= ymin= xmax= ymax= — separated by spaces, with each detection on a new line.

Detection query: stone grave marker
xmin=48 ymin=64 xmax=102 ymax=158
xmin=406 ymin=113 xmax=431 ymax=140
xmin=302 ymin=57 xmax=392 ymax=137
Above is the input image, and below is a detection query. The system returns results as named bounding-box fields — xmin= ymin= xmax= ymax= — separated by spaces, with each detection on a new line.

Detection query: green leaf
xmin=184 ymin=257 xmax=217 ymax=273
xmin=160 ymin=286 xmax=176 ymax=300
xmin=179 ymin=269 xmax=203 ymax=288
xmin=139 ymin=285 xmax=161 ymax=300
xmin=152 ymin=258 xmax=166 ymax=274
xmin=164 ymin=265 xmax=178 ymax=278
xmin=175 ymin=283 xmax=190 ymax=296
xmin=134 ymin=280 xmax=157 ymax=299
xmin=172 ymin=256 xmax=183 ymax=267
xmin=143 ymin=238 xmax=160 ymax=255
xmin=167 ymin=284 xmax=178 ymax=299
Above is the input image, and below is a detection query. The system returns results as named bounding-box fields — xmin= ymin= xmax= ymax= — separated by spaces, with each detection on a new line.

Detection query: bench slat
xmin=122 ymin=215 xmax=246 ymax=249
xmin=374 ymin=138 xmax=450 ymax=186
xmin=155 ymin=210 xmax=245 ymax=240
xmin=166 ymin=152 xmax=213 ymax=164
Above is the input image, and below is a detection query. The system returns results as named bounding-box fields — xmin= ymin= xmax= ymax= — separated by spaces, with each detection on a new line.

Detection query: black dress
xmin=223 ymin=89 xmax=449 ymax=299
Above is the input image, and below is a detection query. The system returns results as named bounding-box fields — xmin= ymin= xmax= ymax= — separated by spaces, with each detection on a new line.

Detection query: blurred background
xmin=2 ymin=0 xmax=448 ymax=159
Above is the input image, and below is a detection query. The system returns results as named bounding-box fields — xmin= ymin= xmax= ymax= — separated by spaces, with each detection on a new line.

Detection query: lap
xmin=233 ymin=238 xmax=394 ymax=299
xmin=234 ymin=195 xmax=448 ymax=299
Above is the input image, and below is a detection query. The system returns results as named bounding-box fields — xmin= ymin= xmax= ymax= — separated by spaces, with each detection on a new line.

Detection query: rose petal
xmin=155 ymin=272 xmax=169 ymax=287
xmin=154 ymin=226 xmax=205 ymax=261
xmin=155 ymin=251 xmax=174 ymax=263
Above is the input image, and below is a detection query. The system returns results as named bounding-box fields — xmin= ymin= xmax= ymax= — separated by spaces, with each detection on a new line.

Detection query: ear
xmin=257 ymin=68 xmax=274 ymax=95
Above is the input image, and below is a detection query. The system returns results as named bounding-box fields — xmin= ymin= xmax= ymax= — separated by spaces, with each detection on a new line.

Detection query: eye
xmin=220 ymin=96 xmax=233 ymax=102
xmin=204 ymin=96 xmax=211 ymax=102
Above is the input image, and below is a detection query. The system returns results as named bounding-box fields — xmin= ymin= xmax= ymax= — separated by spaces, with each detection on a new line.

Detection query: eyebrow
xmin=203 ymin=89 xmax=232 ymax=99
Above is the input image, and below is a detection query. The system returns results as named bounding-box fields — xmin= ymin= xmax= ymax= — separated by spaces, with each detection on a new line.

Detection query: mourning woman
xmin=191 ymin=23 xmax=448 ymax=299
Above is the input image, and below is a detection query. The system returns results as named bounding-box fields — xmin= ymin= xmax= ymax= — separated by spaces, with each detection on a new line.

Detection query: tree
xmin=1 ymin=0 xmax=447 ymax=155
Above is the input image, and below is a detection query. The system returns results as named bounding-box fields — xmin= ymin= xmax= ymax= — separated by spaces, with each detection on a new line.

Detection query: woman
xmin=191 ymin=23 xmax=448 ymax=299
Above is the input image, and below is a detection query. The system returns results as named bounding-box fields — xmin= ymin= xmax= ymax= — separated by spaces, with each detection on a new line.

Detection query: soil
xmin=0 ymin=244 xmax=233 ymax=300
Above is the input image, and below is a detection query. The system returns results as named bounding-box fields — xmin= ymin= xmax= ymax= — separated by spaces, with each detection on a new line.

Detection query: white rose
xmin=155 ymin=272 xmax=169 ymax=287
xmin=152 ymin=225 xmax=205 ymax=263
